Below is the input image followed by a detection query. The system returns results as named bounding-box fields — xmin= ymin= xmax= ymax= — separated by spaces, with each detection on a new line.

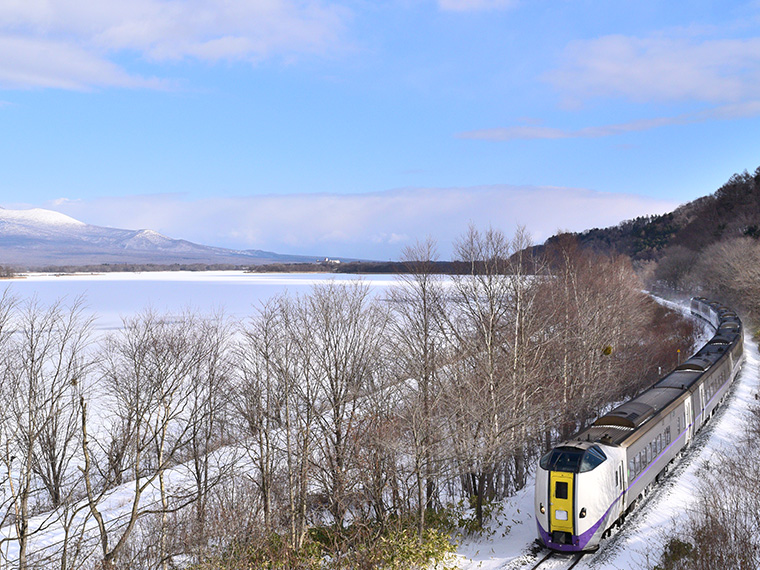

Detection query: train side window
xmin=657 ymin=435 xmax=662 ymax=453
xmin=634 ymin=456 xmax=640 ymax=474
xmin=556 ymin=481 xmax=568 ymax=500
xmin=665 ymin=427 xmax=671 ymax=445
xmin=629 ymin=459 xmax=635 ymax=477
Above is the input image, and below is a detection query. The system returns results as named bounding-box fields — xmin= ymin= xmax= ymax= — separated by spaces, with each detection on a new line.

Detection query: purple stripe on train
xmin=537 ymin=513 xmax=608 ymax=552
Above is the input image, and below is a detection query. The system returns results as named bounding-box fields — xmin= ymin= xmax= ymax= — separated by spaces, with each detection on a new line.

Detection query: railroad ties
xmin=527 ymin=550 xmax=585 ymax=570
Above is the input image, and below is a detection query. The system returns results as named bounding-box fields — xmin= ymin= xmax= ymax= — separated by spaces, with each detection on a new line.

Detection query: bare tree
xmin=82 ymin=310 xmax=207 ymax=569
xmin=500 ymin=227 xmax=549 ymax=491
xmin=441 ymin=225 xmax=527 ymax=525
xmin=0 ymin=289 xmax=18 ymax=564
xmin=276 ymin=294 xmax=318 ymax=551
xmin=542 ymin=235 xmax=654 ymax=437
xmin=388 ymin=237 xmax=448 ymax=538
xmin=236 ymin=300 xmax=286 ymax=535
xmin=1 ymin=296 xmax=92 ymax=570
xmin=181 ymin=311 xmax=236 ymax=562
xmin=305 ymin=281 xmax=389 ymax=532
xmin=689 ymin=237 xmax=760 ymax=318
xmin=235 ymin=293 xmax=320 ymax=553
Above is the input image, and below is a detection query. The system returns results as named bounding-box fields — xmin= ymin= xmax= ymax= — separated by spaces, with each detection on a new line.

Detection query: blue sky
xmin=1 ymin=0 xmax=759 ymax=259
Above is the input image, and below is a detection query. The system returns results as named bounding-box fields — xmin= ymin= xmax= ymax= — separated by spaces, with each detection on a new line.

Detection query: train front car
xmin=534 ymin=441 xmax=625 ymax=552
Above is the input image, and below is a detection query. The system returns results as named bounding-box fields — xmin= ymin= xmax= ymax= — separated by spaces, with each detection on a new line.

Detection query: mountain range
xmin=0 ymin=207 xmax=317 ymax=268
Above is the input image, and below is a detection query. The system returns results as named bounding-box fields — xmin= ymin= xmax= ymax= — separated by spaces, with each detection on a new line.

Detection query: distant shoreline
xmin=15 ymin=260 xmax=481 ymax=276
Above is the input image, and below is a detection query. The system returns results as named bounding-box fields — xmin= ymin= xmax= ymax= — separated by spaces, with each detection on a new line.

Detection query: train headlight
xmin=579 ymin=507 xmax=587 ymax=519
xmin=540 ymin=503 xmax=545 ymax=514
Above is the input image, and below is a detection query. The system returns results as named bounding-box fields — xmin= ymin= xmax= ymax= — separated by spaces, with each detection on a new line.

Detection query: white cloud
xmin=0 ymin=36 xmax=165 ymax=90
xmin=42 ymin=187 xmax=679 ymax=259
xmin=460 ymin=29 xmax=760 ymax=142
xmin=547 ymin=35 xmax=760 ymax=105
xmin=0 ymin=0 xmax=349 ymax=89
xmin=438 ymin=0 xmax=517 ymax=11
xmin=457 ymin=101 xmax=760 ymax=140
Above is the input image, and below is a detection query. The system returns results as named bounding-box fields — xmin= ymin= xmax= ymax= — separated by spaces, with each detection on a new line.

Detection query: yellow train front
xmin=534 ymin=441 xmax=626 ymax=552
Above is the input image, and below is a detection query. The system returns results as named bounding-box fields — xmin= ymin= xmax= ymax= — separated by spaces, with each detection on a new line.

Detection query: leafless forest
xmin=0 ymin=228 xmax=696 ymax=570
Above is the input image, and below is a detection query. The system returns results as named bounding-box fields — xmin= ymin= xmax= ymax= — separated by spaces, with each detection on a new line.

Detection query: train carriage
xmin=534 ymin=298 xmax=744 ymax=552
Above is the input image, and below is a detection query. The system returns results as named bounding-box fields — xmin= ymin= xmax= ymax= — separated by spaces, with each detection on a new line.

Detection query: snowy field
xmin=2 ymin=271 xmax=400 ymax=330
xmin=454 ymin=308 xmax=759 ymax=570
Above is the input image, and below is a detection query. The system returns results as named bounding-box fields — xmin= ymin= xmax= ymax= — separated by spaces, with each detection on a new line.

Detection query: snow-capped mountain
xmin=0 ymin=207 xmax=314 ymax=267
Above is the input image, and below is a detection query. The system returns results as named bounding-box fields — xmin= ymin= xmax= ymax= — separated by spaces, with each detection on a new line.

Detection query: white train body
xmin=535 ymin=297 xmax=744 ymax=552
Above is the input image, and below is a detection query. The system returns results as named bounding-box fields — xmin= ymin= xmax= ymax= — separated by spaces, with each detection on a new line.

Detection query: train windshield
xmin=540 ymin=445 xmax=607 ymax=473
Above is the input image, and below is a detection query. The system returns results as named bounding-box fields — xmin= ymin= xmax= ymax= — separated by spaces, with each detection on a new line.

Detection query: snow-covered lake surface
xmin=2 ymin=271 xmax=400 ymax=330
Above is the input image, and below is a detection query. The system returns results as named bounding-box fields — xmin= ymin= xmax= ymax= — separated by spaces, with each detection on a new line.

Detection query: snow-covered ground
xmin=453 ymin=310 xmax=759 ymax=570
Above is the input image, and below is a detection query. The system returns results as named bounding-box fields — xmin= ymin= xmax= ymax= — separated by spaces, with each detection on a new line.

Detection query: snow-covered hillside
xmin=0 ymin=207 xmax=86 ymax=229
xmin=0 ymin=207 xmax=316 ymax=266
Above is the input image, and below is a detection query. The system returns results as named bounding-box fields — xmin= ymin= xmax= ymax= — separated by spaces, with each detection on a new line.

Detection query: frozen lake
xmin=1 ymin=271 xmax=400 ymax=331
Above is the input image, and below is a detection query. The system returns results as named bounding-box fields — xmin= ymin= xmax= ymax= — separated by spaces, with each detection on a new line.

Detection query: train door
xmin=684 ymin=398 xmax=693 ymax=443
xmin=549 ymin=471 xmax=574 ymax=535
xmin=699 ymin=384 xmax=706 ymax=423
xmin=618 ymin=461 xmax=626 ymax=518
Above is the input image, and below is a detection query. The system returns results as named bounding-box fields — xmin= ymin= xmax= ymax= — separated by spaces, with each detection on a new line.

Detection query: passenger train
xmin=534 ymin=297 xmax=744 ymax=552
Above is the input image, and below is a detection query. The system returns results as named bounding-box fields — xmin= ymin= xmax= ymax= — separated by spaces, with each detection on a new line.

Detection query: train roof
xmin=674 ymin=357 xmax=712 ymax=372
xmin=654 ymin=369 xmax=702 ymax=390
xmin=707 ymin=335 xmax=732 ymax=346
xmin=572 ymin=385 xmax=683 ymax=446
xmin=561 ymin=297 xmax=742 ymax=449
xmin=696 ymin=342 xmax=729 ymax=359
xmin=594 ymin=386 xmax=681 ymax=427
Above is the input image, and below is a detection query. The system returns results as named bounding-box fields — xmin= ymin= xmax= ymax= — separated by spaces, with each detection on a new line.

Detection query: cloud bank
xmin=40 ymin=187 xmax=679 ymax=260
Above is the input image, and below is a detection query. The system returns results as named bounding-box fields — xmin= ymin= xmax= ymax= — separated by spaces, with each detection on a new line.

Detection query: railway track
xmin=527 ymin=550 xmax=585 ymax=570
